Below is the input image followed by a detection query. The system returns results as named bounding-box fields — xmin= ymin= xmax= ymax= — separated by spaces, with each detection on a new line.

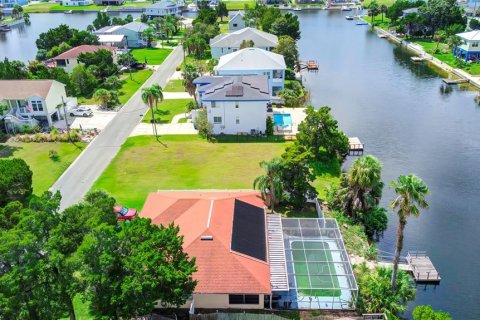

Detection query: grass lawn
xmin=310 ymin=157 xmax=341 ymax=200
xmin=178 ymin=117 xmax=188 ymax=123
xmin=26 ymin=1 xmax=152 ymax=12
xmin=92 ymin=135 xmax=289 ymax=209
xmin=130 ymin=48 xmax=172 ymax=65
xmin=59 ymin=295 xmax=91 ymax=320
xmin=142 ymin=98 xmax=192 ymax=124
xmin=219 ymin=21 xmax=229 ymax=33
xmin=24 ymin=2 xmax=57 ymax=13
xmin=363 ymin=0 xmax=395 ymax=7
xmin=164 ymin=79 xmax=186 ymax=92
xmin=50 ymin=4 xmax=106 ymax=11
xmin=118 ymin=69 xmax=153 ymax=104
xmin=0 ymin=142 xmax=85 ymax=195
xmin=274 ymin=203 xmax=318 ymax=218
xmin=224 ymin=0 xmax=255 ymax=10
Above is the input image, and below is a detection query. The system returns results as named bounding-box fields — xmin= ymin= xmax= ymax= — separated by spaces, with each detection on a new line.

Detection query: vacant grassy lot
xmin=164 ymin=79 xmax=186 ymax=92
xmin=25 ymin=1 xmax=152 ymax=12
xmin=131 ymin=48 xmax=172 ymax=65
xmin=93 ymin=135 xmax=289 ymax=209
xmin=224 ymin=0 xmax=255 ymax=10
xmin=142 ymin=98 xmax=192 ymax=123
xmin=118 ymin=69 xmax=154 ymax=104
xmin=0 ymin=142 xmax=85 ymax=195
xmin=363 ymin=0 xmax=395 ymax=7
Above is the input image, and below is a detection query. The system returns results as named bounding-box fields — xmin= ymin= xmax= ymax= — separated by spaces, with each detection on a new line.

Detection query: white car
xmin=70 ymin=108 xmax=93 ymax=117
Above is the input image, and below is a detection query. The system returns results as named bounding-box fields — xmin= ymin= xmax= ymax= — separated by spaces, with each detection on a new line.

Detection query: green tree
xmin=142 ymin=85 xmax=162 ymax=139
xmin=195 ymin=108 xmax=213 ymax=140
xmin=78 ymin=218 xmax=197 ymax=319
xmin=356 ymin=266 xmax=416 ymax=316
xmin=92 ymin=11 xmax=111 ymax=30
xmin=390 ymin=174 xmax=430 ymax=289
xmin=253 ymin=158 xmax=284 ymax=212
xmin=413 ymin=305 xmax=452 ymax=320
xmin=103 ymin=75 xmax=122 ymax=90
xmin=369 ymin=1 xmax=380 ymax=27
xmin=70 ymin=64 xmax=97 ymax=96
xmin=266 ymin=116 xmax=274 ymax=136
xmin=270 ymin=13 xmax=301 ymax=41
xmin=36 ymin=25 xmax=98 ymax=52
xmin=0 ymin=58 xmax=28 ymax=79
xmin=362 ymin=206 xmax=388 ymax=236
xmin=77 ymin=49 xmax=118 ymax=81
xmin=273 ymin=35 xmax=299 ymax=70
xmin=151 ymin=83 xmax=164 ymax=111
xmin=470 ymin=18 xmax=480 ymax=30
xmin=418 ymin=0 xmax=466 ymax=36
xmin=433 ymin=30 xmax=448 ymax=52
xmin=194 ymin=7 xmax=218 ymax=25
xmin=240 ymin=39 xmax=255 ymax=49
xmin=0 ymin=158 xmax=32 ymax=207
xmin=216 ymin=1 xmax=228 ymax=22
xmin=280 ymin=144 xmax=318 ymax=208
xmin=296 ymin=106 xmax=349 ymax=161
xmin=142 ymin=27 xmax=156 ymax=47
xmin=93 ymin=89 xmax=119 ymax=109
xmin=182 ymin=64 xmax=200 ymax=104
xmin=117 ymin=52 xmax=138 ymax=68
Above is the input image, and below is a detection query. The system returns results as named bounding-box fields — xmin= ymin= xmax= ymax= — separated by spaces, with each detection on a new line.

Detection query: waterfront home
xmin=0 ymin=80 xmax=67 ymax=130
xmin=141 ymin=190 xmax=358 ymax=311
xmin=401 ymin=7 xmax=418 ymax=18
xmin=94 ymin=22 xmax=149 ymax=48
xmin=145 ymin=0 xmax=183 ymax=18
xmin=94 ymin=0 xmax=124 ymax=5
xmin=0 ymin=0 xmax=27 ymax=9
xmin=229 ymin=11 xmax=245 ymax=32
xmin=214 ymin=47 xmax=286 ymax=96
xmin=210 ymin=27 xmax=278 ymax=59
xmin=51 ymin=45 xmax=117 ymax=73
xmin=453 ymin=31 xmax=480 ymax=62
xmin=61 ymin=0 xmax=93 ymax=6
xmin=97 ymin=34 xmax=127 ymax=48
xmin=193 ymin=75 xmax=270 ymax=135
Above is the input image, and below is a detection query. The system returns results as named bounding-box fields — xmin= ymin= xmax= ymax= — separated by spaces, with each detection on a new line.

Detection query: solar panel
xmin=225 ymin=85 xmax=244 ymax=97
xmin=231 ymin=199 xmax=267 ymax=262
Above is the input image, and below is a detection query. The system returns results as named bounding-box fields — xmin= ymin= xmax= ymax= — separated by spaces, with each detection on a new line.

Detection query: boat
xmin=341 ymin=6 xmax=352 ymax=11
xmin=293 ymin=6 xmax=302 ymax=11
xmin=64 ymin=10 xmax=73 ymax=14
xmin=0 ymin=24 xmax=11 ymax=32
xmin=345 ymin=15 xmax=354 ymax=20
xmin=356 ymin=21 xmax=368 ymax=25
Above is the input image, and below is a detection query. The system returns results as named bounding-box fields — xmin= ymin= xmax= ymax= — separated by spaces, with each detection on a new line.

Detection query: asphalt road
xmin=51 ymin=46 xmax=184 ymax=210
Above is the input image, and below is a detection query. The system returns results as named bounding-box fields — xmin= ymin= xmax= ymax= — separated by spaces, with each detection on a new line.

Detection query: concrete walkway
xmin=130 ymin=123 xmax=197 ymax=136
xmin=51 ymin=46 xmax=184 ymax=210
xmin=171 ymin=113 xmax=188 ymax=124
xmin=163 ymin=92 xmax=192 ymax=99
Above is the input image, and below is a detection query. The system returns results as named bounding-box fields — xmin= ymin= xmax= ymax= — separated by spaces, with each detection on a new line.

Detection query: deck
xmin=406 ymin=251 xmax=441 ymax=283
xmin=348 ymin=137 xmax=364 ymax=155
xmin=299 ymin=60 xmax=319 ymax=72
xmin=442 ymin=78 xmax=468 ymax=85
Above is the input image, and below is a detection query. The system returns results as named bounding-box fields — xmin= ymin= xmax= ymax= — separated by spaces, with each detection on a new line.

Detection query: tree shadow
xmin=0 ymin=145 xmax=22 ymax=158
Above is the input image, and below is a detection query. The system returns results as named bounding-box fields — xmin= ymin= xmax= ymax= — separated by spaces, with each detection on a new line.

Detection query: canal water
xmin=298 ymin=10 xmax=480 ymax=319
xmin=0 ymin=12 xmax=140 ymax=62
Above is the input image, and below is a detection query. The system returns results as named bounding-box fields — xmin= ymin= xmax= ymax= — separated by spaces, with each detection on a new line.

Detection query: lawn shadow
xmin=0 ymin=145 xmax=22 ymax=158
xmin=215 ymin=135 xmax=286 ymax=144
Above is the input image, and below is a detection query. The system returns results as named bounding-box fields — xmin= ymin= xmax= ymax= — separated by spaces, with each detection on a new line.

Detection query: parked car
xmin=70 ymin=107 xmax=93 ymax=117
xmin=113 ymin=206 xmax=138 ymax=221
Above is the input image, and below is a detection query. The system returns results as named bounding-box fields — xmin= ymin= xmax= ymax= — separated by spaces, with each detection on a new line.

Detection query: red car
xmin=113 ymin=206 xmax=138 ymax=221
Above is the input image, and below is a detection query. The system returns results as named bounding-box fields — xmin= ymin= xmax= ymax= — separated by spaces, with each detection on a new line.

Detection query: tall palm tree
xmin=368 ymin=1 xmax=380 ymax=28
xmin=340 ymin=155 xmax=384 ymax=219
xmin=182 ymin=64 xmax=200 ymax=104
xmin=151 ymin=83 xmax=164 ymax=111
xmin=380 ymin=4 xmax=387 ymax=22
xmin=141 ymin=86 xmax=161 ymax=139
xmin=390 ymin=174 xmax=429 ymax=290
xmin=253 ymin=158 xmax=284 ymax=212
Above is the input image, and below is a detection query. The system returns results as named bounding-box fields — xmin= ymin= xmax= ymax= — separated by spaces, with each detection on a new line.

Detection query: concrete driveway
xmin=54 ymin=105 xmax=117 ymax=131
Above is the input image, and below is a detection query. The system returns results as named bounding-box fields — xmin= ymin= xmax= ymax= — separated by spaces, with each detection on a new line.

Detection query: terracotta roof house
xmin=51 ymin=45 xmax=117 ymax=73
xmin=141 ymin=191 xmax=359 ymax=312
xmin=0 ymin=80 xmax=67 ymax=131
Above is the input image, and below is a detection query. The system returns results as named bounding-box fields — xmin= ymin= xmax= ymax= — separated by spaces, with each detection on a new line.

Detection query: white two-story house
xmin=453 ymin=31 xmax=480 ymax=62
xmin=214 ymin=47 xmax=286 ymax=97
xmin=210 ymin=27 xmax=278 ymax=59
xmin=145 ymin=0 xmax=183 ymax=18
xmin=94 ymin=22 xmax=149 ymax=48
xmin=193 ymin=75 xmax=271 ymax=135
xmin=0 ymin=80 xmax=67 ymax=131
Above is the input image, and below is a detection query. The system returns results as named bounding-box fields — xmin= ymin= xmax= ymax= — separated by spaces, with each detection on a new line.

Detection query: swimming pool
xmin=273 ymin=113 xmax=293 ymax=126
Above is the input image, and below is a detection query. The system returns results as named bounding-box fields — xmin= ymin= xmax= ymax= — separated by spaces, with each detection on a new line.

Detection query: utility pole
xmin=61 ymin=96 xmax=72 ymax=143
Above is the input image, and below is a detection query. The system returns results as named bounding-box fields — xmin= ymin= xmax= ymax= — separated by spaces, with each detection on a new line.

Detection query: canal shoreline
xmin=374 ymin=26 xmax=480 ymax=90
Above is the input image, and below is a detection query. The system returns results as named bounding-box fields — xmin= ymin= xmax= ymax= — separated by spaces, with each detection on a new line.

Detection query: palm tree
xmin=368 ymin=1 xmax=380 ymax=28
xmin=141 ymin=86 xmax=161 ymax=139
xmin=340 ymin=155 xmax=384 ymax=219
xmin=380 ymin=4 xmax=387 ymax=22
xmin=433 ymin=30 xmax=447 ymax=52
xmin=182 ymin=64 xmax=200 ymax=104
xmin=389 ymin=174 xmax=429 ymax=290
xmin=142 ymin=28 xmax=156 ymax=48
xmin=151 ymin=83 xmax=164 ymax=111
xmin=93 ymin=89 xmax=112 ymax=109
xmin=253 ymin=158 xmax=284 ymax=212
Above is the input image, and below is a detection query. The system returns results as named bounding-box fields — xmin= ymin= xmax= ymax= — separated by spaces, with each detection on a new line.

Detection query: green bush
xmin=266 ymin=116 xmax=274 ymax=136
xmin=48 ymin=150 xmax=59 ymax=161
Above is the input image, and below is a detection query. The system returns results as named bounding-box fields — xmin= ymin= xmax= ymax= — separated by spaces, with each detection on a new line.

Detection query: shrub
xmin=48 ymin=150 xmax=59 ymax=161
xmin=195 ymin=109 xmax=213 ymax=140
xmin=266 ymin=116 xmax=274 ymax=136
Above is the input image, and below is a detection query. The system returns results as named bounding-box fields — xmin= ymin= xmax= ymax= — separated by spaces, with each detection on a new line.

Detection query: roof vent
xmin=201 ymin=235 xmax=214 ymax=241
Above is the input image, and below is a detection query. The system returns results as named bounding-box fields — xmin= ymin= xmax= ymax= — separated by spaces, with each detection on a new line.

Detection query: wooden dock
xmin=348 ymin=137 xmax=364 ymax=155
xmin=411 ymin=56 xmax=431 ymax=63
xmin=442 ymin=78 xmax=468 ymax=85
xmin=299 ymin=60 xmax=319 ymax=72
xmin=406 ymin=251 xmax=441 ymax=283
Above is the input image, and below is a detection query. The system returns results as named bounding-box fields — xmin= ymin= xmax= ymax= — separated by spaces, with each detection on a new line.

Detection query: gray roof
xmin=215 ymin=47 xmax=286 ymax=71
xmin=120 ymin=21 xmax=150 ymax=32
xmin=402 ymin=8 xmax=418 ymax=15
xmin=195 ymin=75 xmax=270 ymax=101
xmin=210 ymin=27 xmax=278 ymax=49
xmin=146 ymin=0 xmax=179 ymax=9
xmin=228 ymin=10 xmax=244 ymax=19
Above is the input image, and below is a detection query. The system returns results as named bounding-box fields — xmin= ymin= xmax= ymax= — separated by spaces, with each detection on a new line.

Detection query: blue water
xmin=274 ymin=113 xmax=293 ymax=126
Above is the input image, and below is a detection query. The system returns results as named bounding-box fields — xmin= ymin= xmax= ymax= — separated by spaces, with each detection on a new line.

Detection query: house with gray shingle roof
xmin=193 ymin=75 xmax=271 ymax=135
xmin=229 ymin=11 xmax=245 ymax=31
xmin=210 ymin=27 xmax=278 ymax=59
xmin=94 ymin=22 xmax=149 ymax=48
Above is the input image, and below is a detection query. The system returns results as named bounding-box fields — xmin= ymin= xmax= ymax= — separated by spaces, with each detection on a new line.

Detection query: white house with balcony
xmin=193 ymin=75 xmax=271 ymax=135
xmin=145 ymin=0 xmax=183 ymax=17
xmin=214 ymin=47 xmax=286 ymax=97
xmin=453 ymin=31 xmax=480 ymax=62
xmin=210 ymin=27 xmax=278 ymax=59
xmin=94 ymin=22 xmax=149 ymax=48
xmin=0 ymin=80 xmax=68 ymax=131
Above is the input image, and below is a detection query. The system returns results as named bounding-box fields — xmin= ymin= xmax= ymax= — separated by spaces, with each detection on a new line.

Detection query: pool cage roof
xmin=276 ymin=218 xmax=358 ymax=310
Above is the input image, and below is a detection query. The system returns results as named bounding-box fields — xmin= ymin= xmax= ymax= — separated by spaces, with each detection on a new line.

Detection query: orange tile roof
xmin=53 ymin=45 xmax=116 ymax=59
xmin=141 ymin=191 xmax=271 ymax=294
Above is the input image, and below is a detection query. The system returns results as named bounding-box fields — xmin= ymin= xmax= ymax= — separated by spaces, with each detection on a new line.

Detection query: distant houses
xmin=194 ymin=75 xmax=271 ymax=135
xmin=453 ymin=31 xmax=480 ymax=62
xmin=214 ymin=47 xmax=286 ymax=96
xmin=145 ymin=0 xmax=183 ymax=18
xmin=50 ymin=45 xmax=117 ymax=73
xmin=0 ymin=0 xmax=27 ymax=9
xmin=94 ymin=22 xmax=149 ymax=48
xmin=0 ymin=80 xmax=68 ymax=130
xmin=61 ymin=0 xmax=94 ymax=6
xmin=93 ymin=0 xmax=124 ymax=5
xmin=228 ymin=11 xmax=245 ymax=32
xmin=210 ymin=27 xmax=278 ymax=59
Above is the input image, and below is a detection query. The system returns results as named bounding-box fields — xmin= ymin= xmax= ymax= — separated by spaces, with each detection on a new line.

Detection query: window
xmin=235 ymin=102 xmax=239 ymax=109
xmin=213 ymin=116 xmax=222 ymax=124
xmin=273 ymin=70 xmax=283 ymax=79
xmin=31 ymin=101 xmax=43 ymax=112
xmin=263 ymin=71 xmax=270 ymax=79
xmin=272 ymin=86 xmax=282 ymax=96
xmin=236 ymin=116 xmax=240 ymax=124
xmin=229 ymin=294 xmax=259 ymax=305
xmin=211 ymin=101 xmax=216 ymax=108
xmin=473 ymin=42 xmax=479 ymax=48
xmin=233 ymin=23 xmax=238 ymax=27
